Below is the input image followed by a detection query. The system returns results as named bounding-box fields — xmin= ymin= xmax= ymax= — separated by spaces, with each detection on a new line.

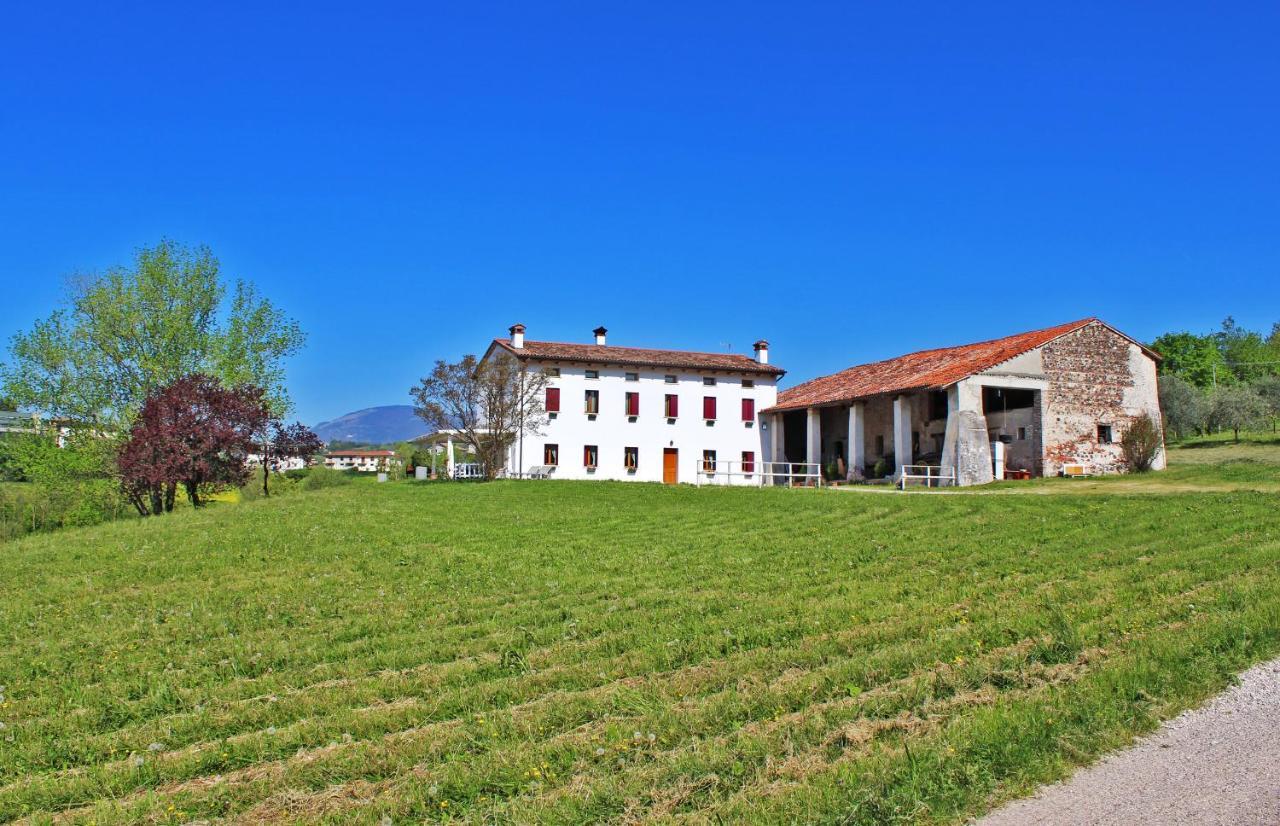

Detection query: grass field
xmin=1 ymin=448 xmax=1279 ymax=824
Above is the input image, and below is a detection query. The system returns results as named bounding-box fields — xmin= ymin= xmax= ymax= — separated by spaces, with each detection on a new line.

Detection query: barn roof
xmin=486 ymin=339 xmax=785 ymax=376
xmin=767 ymin=318 xmax=1156 ymax=412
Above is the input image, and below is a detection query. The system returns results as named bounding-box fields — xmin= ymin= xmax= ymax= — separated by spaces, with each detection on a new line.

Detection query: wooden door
xmin=662 ymin=448 xmax=678 ymax=485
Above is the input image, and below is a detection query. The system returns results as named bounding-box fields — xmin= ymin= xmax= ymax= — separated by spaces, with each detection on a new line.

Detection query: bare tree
xmin=409 ymin=353 xmax=547 ymax=479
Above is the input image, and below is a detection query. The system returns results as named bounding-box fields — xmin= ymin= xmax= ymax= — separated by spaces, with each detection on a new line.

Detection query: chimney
xmin=593 ymin=326 xmax=608 ymax=346
xmin=753 ymin=339 xmax=770 ymax=364
xmin=509 ymin=323 xmax=525 ymax=349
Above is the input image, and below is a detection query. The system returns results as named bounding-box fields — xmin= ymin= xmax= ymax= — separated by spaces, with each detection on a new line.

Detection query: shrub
xmin=1120 ymin=412 xmax=1163 ymax=472
xmin=300 ymin=465 xmax=352 ymax=490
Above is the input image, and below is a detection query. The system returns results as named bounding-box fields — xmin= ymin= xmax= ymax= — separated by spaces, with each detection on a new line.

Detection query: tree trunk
xmin=164 ymin=483 xmax=177 ymax=513
xmin=263 ymin=461 xmax=270 ymax=497
xmin=185 ymin=481 xmax=201 ymax=507
xmin=1234 ymin=426 xmax=1240 ymax=442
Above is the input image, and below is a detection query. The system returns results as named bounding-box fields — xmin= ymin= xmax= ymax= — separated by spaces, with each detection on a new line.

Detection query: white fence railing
xmin=896 ymin=464 xmax=955 ymax=489
xmin=695 ymin=459 xmax=823 ymax=488
xmin=452 ymin=463 xmax=484 ymax=480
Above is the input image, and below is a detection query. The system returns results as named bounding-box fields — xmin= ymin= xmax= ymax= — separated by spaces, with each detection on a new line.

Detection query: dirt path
xmin=978 ymin=658 xmax=1280 ymax=825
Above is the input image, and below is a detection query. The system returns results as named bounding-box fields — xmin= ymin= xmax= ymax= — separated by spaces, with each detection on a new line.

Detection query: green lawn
xmin=2 ymin=458 xmax=1279 ymax=823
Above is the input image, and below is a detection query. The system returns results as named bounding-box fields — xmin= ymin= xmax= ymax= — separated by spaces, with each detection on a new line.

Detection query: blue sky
xmin=2 ymin=2 xmax=1277 ymax=425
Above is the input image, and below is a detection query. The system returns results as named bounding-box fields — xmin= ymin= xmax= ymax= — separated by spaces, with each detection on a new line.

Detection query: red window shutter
xmin=583 ymin=445 xmax=591 ymax=466
xmin=742 ymin=451 xmax=755 ymax=473
xmin=666 ymin=394 xmax=678 ymax=417
xmin=545 ymin=387 xmax=560 ymax=412
xmin=703 ymin=396 xmax=716 ymax=419
xmin=741 ymin=398 xmax=755 ymax=421
xmin=627 ymin=392 xmax=639 ymax=416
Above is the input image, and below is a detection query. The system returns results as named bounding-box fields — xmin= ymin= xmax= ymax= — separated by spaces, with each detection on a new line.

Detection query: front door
xmin=662 ymin=448 xmax=678 ymax=485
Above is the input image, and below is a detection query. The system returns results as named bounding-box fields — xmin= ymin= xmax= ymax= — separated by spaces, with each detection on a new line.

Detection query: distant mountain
xmin=312 ymin=406 xmax=426 ymax=445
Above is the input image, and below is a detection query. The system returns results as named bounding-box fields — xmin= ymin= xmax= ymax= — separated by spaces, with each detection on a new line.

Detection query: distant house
xmin=0 ymin=411 xmax=79 ymax=448
xmin=323 ymin=449 xmax=399 ymax=472
xmin=764 ymin=318 xmax=1164 ymax=485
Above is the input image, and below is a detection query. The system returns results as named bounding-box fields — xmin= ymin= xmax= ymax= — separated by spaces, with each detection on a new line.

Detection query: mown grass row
xmin=1 ymin=472 xmax=1278 ymax=823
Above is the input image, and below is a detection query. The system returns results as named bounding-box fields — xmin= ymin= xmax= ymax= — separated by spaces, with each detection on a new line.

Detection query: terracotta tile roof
xmin=768 ymin=318 xmax=1130 ymax=412
xmin=488 ymin=339 xmax=785 ymax=376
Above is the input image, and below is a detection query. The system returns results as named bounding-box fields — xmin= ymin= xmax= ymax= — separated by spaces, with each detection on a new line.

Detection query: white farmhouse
xmin=483 ymin=325 xmax=784 ymax=484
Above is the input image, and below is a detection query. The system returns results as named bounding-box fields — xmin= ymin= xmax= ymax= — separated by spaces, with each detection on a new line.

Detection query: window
xmin=625 ymin=372 xmax=639 ymax=382
xmin=625 ymin=391 xmax=639 ymax=417
xmin=703 ymin=396 xmax=717 ymax=420
xmin=742 ymin=450 xmax=755 ymax=474
xmin=742 ymin=379 xmax=755 ymax=389
xmin=1097 ymin=424 xmax=1113 ymax=444
xmin=584 ymin=389 xmax=599 ymax=415
xmin=741 ymin=398 xmax=755 ymax=422
xmin=664 ymin=393 xmax=679 ymax=418
xmin=583 ymin=444 xmax=598 ymax=468
xmin=624 ymin=446 xmax=639 ymax=470
xmin=585 ymin=369 xmax=599 ymax=380
xmin=544 ymin=367 xmax=560 ymax=377
xmin=1017 ymin=426 xmax=1027 ymax=440
xmin=702 ymin=449 xmax=717 ymax=472
xmin=664 ymin=374 xmax=678 ymax=384
xmin=543 ymin=443 xmax=559 ymax=465
xmin=545 ymin=387 xmax=560 ymax=413
xmin=703 ymin=376 xmax=716 ymax=387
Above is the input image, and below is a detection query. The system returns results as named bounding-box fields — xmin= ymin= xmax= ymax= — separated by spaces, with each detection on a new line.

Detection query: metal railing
xmin=695 ymin=459 xmax=823 ymax=488
xmin=896 ymin=464 xmax=955 ymax=489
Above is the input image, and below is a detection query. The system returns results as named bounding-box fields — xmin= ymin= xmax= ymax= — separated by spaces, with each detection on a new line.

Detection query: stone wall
xmin=1040 ymin=322 xmax=1163 ymax=475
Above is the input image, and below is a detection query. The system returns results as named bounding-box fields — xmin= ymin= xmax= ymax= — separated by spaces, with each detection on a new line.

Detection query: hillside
xmin=3 ymin=446 xmax=1279 ymax=823
xmin=313 ymin=405 xmax=424 ymax=445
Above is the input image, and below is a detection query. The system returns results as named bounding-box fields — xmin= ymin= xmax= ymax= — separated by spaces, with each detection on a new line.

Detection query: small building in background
xmin=323 ymin=449 xmax=399 ymax=472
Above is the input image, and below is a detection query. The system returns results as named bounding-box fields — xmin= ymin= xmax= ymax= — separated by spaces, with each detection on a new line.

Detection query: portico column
xmin=847 ymin=402 xmax=865 ymax=479
xmin=771 ymin=412 xmax=785 ymax=464
xmin=446 ymin=435 xmax=456 ymax=477
xmin=806 ymin=408 xmax=821 ymax=469
xmin=893 ymin=395 xmax=913 ymax=477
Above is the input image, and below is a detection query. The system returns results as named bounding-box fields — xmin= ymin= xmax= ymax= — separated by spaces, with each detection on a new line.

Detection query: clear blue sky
xmin=2 ymin=3 xmax=1277 ymax=425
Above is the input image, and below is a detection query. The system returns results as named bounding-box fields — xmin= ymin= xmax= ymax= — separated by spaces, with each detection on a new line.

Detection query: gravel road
xmin=978 ymin=657 xmax=1280 ymax=825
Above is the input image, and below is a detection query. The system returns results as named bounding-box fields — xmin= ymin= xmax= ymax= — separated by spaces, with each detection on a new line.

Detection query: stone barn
xmin=762 ymin=318 xmax=1164 ymax=485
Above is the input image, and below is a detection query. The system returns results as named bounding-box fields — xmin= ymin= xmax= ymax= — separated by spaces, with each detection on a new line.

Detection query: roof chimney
xmin=509 ymin=323 xmax=525 ymax=349
xmin=753 ymin=339 xmax=769 ymax=364
xmin=593 ymin=326 xmax=608 ymax=346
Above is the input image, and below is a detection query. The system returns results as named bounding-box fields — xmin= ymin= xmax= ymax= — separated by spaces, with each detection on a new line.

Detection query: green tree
xmin=1158 ymin=374 xmax=1209 ymax=439
xmin=1209 ymin=384 xmax=1267 ymax=442
xmin=1214 ymin=317 xmax=1274 ymax=383
xmin=2 ymin=240 xmax=304 ymax=425
xmin=1255 ymin=375 xmax=1280 ymax=433
xmin=1150 ymin=331 xmax=1226 ymax=388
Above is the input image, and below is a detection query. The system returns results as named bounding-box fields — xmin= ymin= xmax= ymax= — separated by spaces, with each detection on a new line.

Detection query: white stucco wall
xmin=507 ymin=362 xmax=777 ymax=485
